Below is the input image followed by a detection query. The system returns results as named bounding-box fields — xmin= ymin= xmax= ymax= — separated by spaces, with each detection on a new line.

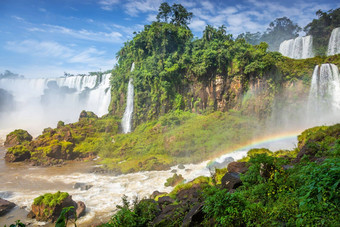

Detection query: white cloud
xmin=99 ymin=0 xmax=120 ymax=11
xmin=5 ymin=40 xmax=73 ymax=58
xmin=43 ymin=24 xmax=124 ymax=43
xmin=123 ymin=0 xmax=162 ymax=16
xmin=180 ymin=1 xmax=197 ymax=8
xmin=189 ymin=19 xmax=207 ymax=32
xmin=200 ymin=1 xmax=215 ymax=13
xmin=146 ymin=14 xmax=157 ymax=22
xmin=11 ymin=16 xmax=25 ymax=21
xmin=4 ymin=40 xmax=115 ymax=76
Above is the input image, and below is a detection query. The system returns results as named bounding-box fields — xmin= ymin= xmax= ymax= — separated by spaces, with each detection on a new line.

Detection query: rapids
xmin=0 ymin=136 xmax=297 ymax=226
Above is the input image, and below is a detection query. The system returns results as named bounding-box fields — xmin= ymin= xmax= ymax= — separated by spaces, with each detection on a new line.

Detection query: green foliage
xmin=33 ymin=191 xmax=69 ymax=207
xmin=7 ymin=220 xmax=26 ymax=227
xmin=55 ymin=206 xmax=77 ymax=227
xmin=203 ymin=187 xmax=247 ymax=226
xmin=104 ymin=195 xmax=160 ymax=227
xmin=214 ymin=168 xmax=228 ymax=184
xmin=156 ymin=3 xmax=193 ymax=28
xmin=261 ymin=17 xmax=301 ymax=51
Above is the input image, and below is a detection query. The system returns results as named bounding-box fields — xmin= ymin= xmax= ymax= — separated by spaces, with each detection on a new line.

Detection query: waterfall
xmin=327 ymin=27 xmax=340 ymax=56
xmin=279 ymin=36 xmax=314 ymax=59
xmin=121 ymin=63 xmax=135 ymax=133
xmin=307 ymin=63 xmax=340 ymax=125
xmin=0 ymin=73 xmax=111 ymax=137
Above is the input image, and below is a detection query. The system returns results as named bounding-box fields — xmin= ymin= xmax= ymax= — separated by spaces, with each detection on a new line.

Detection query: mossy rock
xmin=79 ymin=110 xmax=98 ymax=120
xmin=30 ymin=191 xmax=76 ymax=222
xmin=165 ymin=173 xmax=184 ymax=187
xmin=4 ymin=129 xmax=32 ymax=147
xmin=5 ymin=145 xmax=31 ymax=162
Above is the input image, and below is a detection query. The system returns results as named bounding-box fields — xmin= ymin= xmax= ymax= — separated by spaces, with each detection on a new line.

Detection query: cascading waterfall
xmin=0 ymin=74 xmax=111 ymax=137
xmin=327 ymin=27 xmax=340 ymax=56
xmin=121 ymin=63 xmax=135 ymax=133
xmin=279 ymin=36 xmax=314 ymax=59
xmin=307 ymin=63 xmax=340 ymax=125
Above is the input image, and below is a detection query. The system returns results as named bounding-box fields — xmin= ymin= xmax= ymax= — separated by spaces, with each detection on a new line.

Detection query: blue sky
xmin=0 ymin=0 xmax=339 ymax=78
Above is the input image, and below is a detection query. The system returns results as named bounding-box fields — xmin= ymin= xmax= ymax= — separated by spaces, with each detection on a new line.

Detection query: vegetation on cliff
xmin=104 ymin=124 xmax=340 ymax=226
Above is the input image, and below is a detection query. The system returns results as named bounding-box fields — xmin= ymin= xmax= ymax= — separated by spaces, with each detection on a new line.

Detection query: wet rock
xmin=178 ymin=164 xmax=185 ymax=169
xmin=0 ymin=198 xmax=15 ymax=216
xmin=152 ymin=204 xmax=181 ymax=225
xmin=227 ymin=161 xmax=248 ymax=174
xmin=73 ymin=183 xmax=93 ymax=191
xmin=28 ymin=194 xmax=85 ymax=222
xmin=158 ymin=196 xmax=174 ymax=205
xmin=171 ymin=169 xmax=177 ymax=173
xmin=294 ymin=140 xmax=321 ymax=163
xmin=221 ymin=172 xmax=242 ymax=191
xmin=176 ymin=184 xmax=201 ymax=203
xmin=76 ymin=201 xmax=86 ymax=218
xmin=5 ymin=145 xmax=31 ymax=162
xmin=4 ymin=129 xmax=32 ymax=147
xmin=181 ymin=203 xmax=204 ymax=227
xmin=150 ymin=191 xmax=167 ymax=200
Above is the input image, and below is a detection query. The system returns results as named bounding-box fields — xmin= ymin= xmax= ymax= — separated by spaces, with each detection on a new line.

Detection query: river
xmin=0 ymin=136 xmax=297 ymax=226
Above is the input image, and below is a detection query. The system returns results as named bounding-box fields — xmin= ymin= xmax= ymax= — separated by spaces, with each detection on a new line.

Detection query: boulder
xmin=0 ymin=198 xmax=15 ymax=216
xmin=73 ymin=183 xmax=93 ymax=191
xmin=157 ymin=196 xmax=174 ymax=205
xmin=5 ymin=145 xmax=31 ymax=162
xmin=28 ymin=192 xmax=86 ymax=223
xmin=178 ymin=164 xmax=185 ymax=169
xmin=181 ymin=203 xmax=204 ymax=227
xmin=4 ymin=129 xmax=32 ymax=147
xmin=221 ymin=172 xmax=242 ymax=191
xmin=227 ymin=162 xmax=248 ymax=174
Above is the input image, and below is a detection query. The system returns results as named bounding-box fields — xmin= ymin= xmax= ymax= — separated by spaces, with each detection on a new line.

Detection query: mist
xmin=0 ymin=73 xmax=111 ymax=139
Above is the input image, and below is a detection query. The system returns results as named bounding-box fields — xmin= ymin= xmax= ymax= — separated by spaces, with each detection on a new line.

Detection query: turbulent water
xmin=327 ymin=27 xmax=340 ymax=56
xmin=279 ymin=36 xmax=314 ymax=59
xmin=307 ymin=63 xmax=340 ymax=125
xmin=122 ymin=63 xmax=135 ymax=134
xmin=0 ymin=136 xmax=297 ymax=226
xmin=0 ymin=74 xmax=111 ymax=138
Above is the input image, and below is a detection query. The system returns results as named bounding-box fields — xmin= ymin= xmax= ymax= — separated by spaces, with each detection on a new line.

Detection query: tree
xmin=236 ymin=32 xmax=262 ymax=45
xmin=156 ymin=2 xmax=171 ymax=23
xmin=156 ymin=3 xmax=193 ymax=28
xmin=304 ymin=8 xmax=340 ymax=55
xmin=261 ymin=17 xmax=301 ymax=51
xmin=170 ymin=4 xmax=193 ymax=27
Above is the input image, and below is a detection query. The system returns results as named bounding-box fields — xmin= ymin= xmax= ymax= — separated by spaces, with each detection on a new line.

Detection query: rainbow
xmin=208 ymin=129 xmax=304 ymax=162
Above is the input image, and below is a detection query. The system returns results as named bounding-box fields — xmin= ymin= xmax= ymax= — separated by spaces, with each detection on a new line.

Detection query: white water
xmin=121 ymin=63 xmax=135 ymax=133
xmin=327 ymin=27 xmax=340 ymax=56
xmin=307 ymin=64 xmax=340 ymax=125
xmin=279 ymin=36 xmax=314 ymax=59
xmin=0 ymin=74 xmax=111 ymax=139
xmin=0 ymin=136 xmax=296 ymax=226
